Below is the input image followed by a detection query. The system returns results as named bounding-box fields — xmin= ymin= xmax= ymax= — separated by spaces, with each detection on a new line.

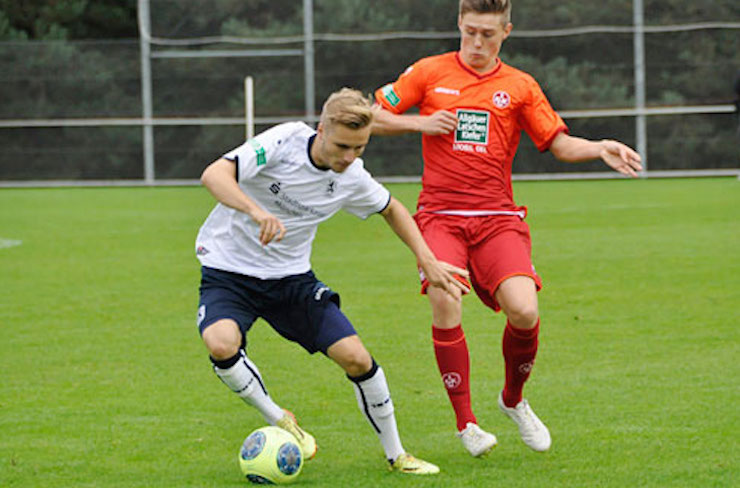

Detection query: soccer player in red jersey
xmin=373 ymin=0 xmax=642 ymax=456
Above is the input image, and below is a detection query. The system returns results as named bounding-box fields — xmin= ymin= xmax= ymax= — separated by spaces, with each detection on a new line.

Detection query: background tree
xmin=0 ymin=0 xmax=737 ymax=179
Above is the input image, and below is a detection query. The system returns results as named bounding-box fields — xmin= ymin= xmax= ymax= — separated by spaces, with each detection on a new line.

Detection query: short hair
xmin=319 ymin=88 xmax=374 ymax=130
xmin=459 ymin=0 xmax=512 ymax=23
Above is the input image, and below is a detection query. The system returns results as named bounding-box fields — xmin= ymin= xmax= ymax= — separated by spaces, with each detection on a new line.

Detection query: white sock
xmin=212 ymin=350 xmax=285 ymax=425
xmin=349 ymin=362 xmax=405 ymax=462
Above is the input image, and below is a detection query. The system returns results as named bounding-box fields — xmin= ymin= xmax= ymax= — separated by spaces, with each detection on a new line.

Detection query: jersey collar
xmin=455 ymin=52 xmax=502 ymax=79
xmin=307 ymin=133 xmax=330 ymax=172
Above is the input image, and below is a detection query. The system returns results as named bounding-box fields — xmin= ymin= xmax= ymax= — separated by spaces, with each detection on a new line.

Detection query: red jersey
xmin=375 ymin=51 xmax=568 ymax=214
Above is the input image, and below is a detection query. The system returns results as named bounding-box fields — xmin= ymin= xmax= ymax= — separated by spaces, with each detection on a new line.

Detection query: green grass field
xmin=1 ymin=178 xmax=738 ymax=487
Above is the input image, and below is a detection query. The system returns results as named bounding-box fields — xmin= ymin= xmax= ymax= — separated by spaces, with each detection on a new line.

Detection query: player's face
xmin=458 ymin=12 xmax=512 ymax=72
xmin=314 ymin=123 xmax=372 ymax=173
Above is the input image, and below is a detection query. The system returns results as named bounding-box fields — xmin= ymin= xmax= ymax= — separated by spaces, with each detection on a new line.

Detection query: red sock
xmin=502 ymin=320 xmax=540 ymax=408
xmin=432 ymin=324 xmax=476 ymax=431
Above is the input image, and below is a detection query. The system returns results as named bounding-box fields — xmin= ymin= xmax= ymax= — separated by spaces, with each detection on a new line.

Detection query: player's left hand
xmin=420 ymin=259 xmax=470 ymax=298
xmin=600 ymin=140 xmax=643 ymax=177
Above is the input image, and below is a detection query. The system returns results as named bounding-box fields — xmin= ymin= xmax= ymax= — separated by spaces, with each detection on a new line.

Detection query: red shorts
xmin=414 ymin=212 xmax=542 ymax=312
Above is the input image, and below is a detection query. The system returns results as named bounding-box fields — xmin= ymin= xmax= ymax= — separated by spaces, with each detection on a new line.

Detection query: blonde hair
xmin=459 ymin=0 xmax=512 ymax=23
xmin=320 ymin=88 xmax=374 ymax=130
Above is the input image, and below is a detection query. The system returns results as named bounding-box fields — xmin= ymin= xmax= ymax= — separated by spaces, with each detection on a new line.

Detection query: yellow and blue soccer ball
xmin=239 ymin=426 xmax=303 ymax=484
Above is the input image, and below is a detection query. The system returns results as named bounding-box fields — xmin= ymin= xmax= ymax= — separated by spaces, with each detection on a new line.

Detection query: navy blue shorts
xmin=197 ymin=266 xmax=357 ymax=354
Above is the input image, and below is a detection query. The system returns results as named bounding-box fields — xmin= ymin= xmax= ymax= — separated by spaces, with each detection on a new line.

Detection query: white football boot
xmin=456 ymin=422 xmax=498 ymax=457
xmin=497 ymin=392 xmax=551 ymax=452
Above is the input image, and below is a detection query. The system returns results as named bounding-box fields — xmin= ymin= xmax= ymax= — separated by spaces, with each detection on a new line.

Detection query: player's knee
xmin=506 ymin=303 xmax=539 ymax=329
xmin=327 ymin=335 xmax=374 ymax=376
xmin=202 ymin=321 xmax=242 ymax=360
xmin=428 ymin=287 xmax=462 ymax=325
xmin=342 ymin=350 xmax=373 ymax=377
xmin=207 ymin=340 xmax=240 ymax=360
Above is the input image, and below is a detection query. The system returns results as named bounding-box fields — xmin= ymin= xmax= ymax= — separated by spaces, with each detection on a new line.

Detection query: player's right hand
xmin=251 ymin=209 xmax=286 ymax=245
xmin=422 ymin=259 xmax=470 ymax=298
xmin=420 ymin=110 xmax=458 ymax=135
xmin=439 ymin=261 xmax=471 ymax=295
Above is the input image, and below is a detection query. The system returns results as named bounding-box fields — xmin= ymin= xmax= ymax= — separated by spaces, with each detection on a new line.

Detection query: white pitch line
xmin=0 ymin=238 xmax=22 ymax=250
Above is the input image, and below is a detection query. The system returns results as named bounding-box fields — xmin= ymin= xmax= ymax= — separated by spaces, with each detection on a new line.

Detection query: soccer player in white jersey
xmin=195 ymin=88 xmax=468 ymax=475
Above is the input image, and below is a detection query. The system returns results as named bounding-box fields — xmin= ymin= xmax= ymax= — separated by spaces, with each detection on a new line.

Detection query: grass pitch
xmin=0 ymin=178 xmax=738 ymax=487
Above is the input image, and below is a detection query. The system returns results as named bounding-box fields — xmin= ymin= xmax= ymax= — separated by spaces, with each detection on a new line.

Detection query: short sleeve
xmin=518 ymin=78 xmax=569 ymax=152
xmin=222 ymin=123 xmax=292 ymax=182
xmin=342 ymin=163 xmax=392 ymax=220
xmin=374 ymin=61 xmax=427 ymax=115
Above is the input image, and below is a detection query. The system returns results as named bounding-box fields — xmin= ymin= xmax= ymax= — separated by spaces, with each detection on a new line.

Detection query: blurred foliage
xmin=0 ymin=0 xmax=738 ymax=180
xmin=0 ymin=0 xmax=137 ymax=39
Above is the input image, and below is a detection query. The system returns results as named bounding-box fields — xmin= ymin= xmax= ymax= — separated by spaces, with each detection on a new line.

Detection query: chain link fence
xmin=1 ymin=0 xmax=738 ymax=183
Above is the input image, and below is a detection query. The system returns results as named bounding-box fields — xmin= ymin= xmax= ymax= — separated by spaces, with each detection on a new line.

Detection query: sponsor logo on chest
xmin=434 ymin=86 xmax=460 ymax=96
xmin=455 ymin=109 xmax=489 ymax=145
xmin=266 ymin=180 xmax=327 ymax=217
xmin=453 ymin=109 xmax=490 ymax=154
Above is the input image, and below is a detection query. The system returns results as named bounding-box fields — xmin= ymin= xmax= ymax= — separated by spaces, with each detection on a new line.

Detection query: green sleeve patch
xmin=382 ymin=84 xmax=401 ymax=107
xmin=247 ymin=139 xmax=266 ymax=166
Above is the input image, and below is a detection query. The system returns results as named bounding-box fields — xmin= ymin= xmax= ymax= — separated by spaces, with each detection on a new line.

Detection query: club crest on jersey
xmin=326 ymin=180 xmax=336 ymax=194
xmin=492 ymin=90 xmax=511 ymax=109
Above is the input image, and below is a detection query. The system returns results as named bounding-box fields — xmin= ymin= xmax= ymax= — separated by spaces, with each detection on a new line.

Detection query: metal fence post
xmin=633 ymin=0 xmax=648 ymax=175
xmin=245 ymin=76 xmax=254 ymax=140
xmin=303 ymin=0 xmax=316 ymax=122
xmin=138 ymin=0 xmax=155 ymax=183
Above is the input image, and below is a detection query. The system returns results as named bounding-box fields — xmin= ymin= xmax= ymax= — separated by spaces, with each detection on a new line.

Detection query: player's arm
xmin=380 ymin=197 xmax=469 ymax=297
xmin=201 ymin=158 xmax=285 ymax=245
xmin=371 ymin=106 xmax=458 ymax=136
xmin=549 ymin=132 xmax=643 ymax=178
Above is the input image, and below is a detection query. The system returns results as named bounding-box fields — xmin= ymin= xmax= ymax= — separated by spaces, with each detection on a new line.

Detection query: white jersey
xmin=195 ymin=122 xmax=391 ymax=279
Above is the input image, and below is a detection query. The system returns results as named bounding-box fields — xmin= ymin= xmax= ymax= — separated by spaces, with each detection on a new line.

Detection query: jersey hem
xmin=198 ymin=262 xmax=313 ymax=281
